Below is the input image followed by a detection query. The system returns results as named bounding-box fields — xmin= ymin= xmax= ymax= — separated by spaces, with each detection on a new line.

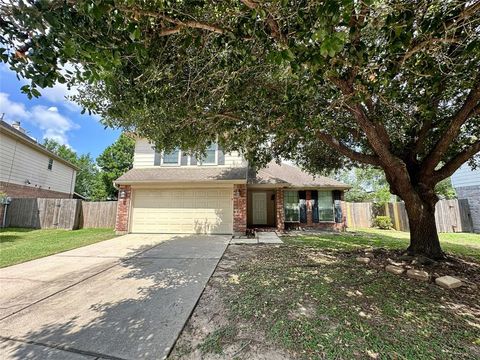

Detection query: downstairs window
xmin=317 ymin=191 xmax=334 ymax=221
xmin=284 ymin=191 xmax=300 ymax=222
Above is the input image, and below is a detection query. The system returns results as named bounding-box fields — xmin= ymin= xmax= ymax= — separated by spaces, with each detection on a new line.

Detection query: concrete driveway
xmin=0 ymin=234 xmax=230 ymax=360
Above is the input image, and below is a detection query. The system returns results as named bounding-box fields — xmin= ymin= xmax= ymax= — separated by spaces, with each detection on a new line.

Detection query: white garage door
xmin=131 ymin=188 xmax=233 ymax=234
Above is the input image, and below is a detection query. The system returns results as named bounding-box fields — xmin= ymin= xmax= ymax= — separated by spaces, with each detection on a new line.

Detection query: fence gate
xmin=5 ymin=198 xmax=82 ymax=230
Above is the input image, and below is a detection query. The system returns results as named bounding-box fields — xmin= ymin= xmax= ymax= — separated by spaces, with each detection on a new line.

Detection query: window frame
xmin=284 ymin=190 xmax=300 ymax=222
xmin=161 ymin=149 xmax=181 ymax=166
xmin=47 ymin=158 xmax=53 ymax=171
xmin=199 ymin=143 xmax=218 ymax=165
xmin=317 ymin=190 xmax=334 ymax=222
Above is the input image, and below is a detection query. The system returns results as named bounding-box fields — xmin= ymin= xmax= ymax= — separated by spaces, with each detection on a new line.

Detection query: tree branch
xmin=329 ymin=77 xmax=393 ymax=162
xmin=315 ymin=132 xmax=380 ymax=166
xmin=433 ymin=140 xmax=480 ymax=182
xmin=400 ymin=38 xmax=460 ymax=65
xmin=444 ymin=1 xmax=480 ymax=31
xmin=117 ymin=6 xmax=226 ymax=34
xmin=422 ymin=73 xmax=480 ymax=176
xmin=240 ymin=0 xmax=286 ymax=45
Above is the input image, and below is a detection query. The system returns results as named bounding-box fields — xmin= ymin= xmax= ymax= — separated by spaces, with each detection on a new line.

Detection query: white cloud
xmin=0 ymin=92 xmax=79 ymax=146
xmin=41 ymin=82 xmax=79 ymax=110
xmin=0 ymin=92 xmax=28 ymax=119
xmin=0 ymin=63 xmax=81 ymax=112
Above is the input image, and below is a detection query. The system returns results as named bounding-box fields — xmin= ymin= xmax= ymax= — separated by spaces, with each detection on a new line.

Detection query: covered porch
xmin=246 ymin=187 xmax=347 ymax=232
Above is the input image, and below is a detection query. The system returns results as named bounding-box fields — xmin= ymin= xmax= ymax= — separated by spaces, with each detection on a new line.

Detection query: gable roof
xmin=0 ymin=120 xmax=79 ymax=171
xmin=248 ymin=161 xmax=350 ymax=189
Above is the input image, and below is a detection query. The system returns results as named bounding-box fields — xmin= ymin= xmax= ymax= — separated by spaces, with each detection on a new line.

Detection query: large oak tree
xmin=1 ymin=0 xmax=479 ymax=259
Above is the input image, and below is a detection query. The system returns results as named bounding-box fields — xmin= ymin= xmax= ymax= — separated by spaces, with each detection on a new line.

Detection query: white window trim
xmin=200 ymin=143 xmax=218 ymax=166
xmin=284 ymin=190 xmax=300 ymax=223
xmin=161 ymin=149 xmax=181 ymax=166
xmin=317 ymin=190 xmax=335 ymax=223
xmin=187 ymin=144 xmax=218 ymax=166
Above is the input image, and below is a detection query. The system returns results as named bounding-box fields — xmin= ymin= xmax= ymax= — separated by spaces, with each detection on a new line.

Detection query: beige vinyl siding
xmin=132 ymin=138 xmax=247 ymax=168
xmin=0 ymin=132 xmax=76 ymax=194
xmin=133 ymin=138 xmax=156 ymax=168
xmin=131 ymin=187 xmax=233 ymax=234
xmin=224 ymin=151 xmax=247 ymax=167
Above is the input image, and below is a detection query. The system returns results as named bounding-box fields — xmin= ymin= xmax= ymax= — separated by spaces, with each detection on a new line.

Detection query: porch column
xmin=340 ymin=191 xmax=347 ymax=231
xmin=233 ymin=184 xmax=247 ymax=235
xmin=275 ymin=188 xmax=284 ymax=231
xmin=306 ymin=190 xmax=313 ymax=226
xmin=115 ymin=185 xmax=131 ymax=235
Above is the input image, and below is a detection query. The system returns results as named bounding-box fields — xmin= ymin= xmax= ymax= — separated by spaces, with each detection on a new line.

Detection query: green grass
xmin=284 ymin=228 xmax=480 ymax=260
xmin=214 ymin=229 xmax=480 ymax=359
xmin=0 ymin=227 xmax=116 ymax=267
xmin=198 ymin=325 xmax=237 ymax=355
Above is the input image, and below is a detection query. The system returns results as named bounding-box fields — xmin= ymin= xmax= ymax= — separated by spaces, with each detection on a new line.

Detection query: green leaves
xmin=319 ymin=32 xmax=348 ymax=57
xmin=1 ymin=0 xmax=479 ymax=179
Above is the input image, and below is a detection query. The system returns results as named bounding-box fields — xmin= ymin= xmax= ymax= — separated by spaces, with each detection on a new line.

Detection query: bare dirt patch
xmin=170 ymin=243 xmax=480 ymax=359
xmin=169 ymin=245 xmax=293 ymax=360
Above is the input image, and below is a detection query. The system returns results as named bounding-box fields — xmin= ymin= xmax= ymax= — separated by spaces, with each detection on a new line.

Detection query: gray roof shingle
xmin=115 ymin=167 xmax=248 ymax=184
xmin=248 ymin=162 xmax=350 ymax=189
xmin=115 ymin=161 xmax=349 ymax=189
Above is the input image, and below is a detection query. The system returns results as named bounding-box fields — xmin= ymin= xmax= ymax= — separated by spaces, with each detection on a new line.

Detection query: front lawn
xmin=171 ymin=229 xmax=480 ymax=359
xmin=287 ymin=228 xmax=480 ymax=261
xmin=0 ymin=228 xmax=116 ymax=268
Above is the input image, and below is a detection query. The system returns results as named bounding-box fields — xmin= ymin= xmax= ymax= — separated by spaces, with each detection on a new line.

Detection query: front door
xmin=252 ymin=192 xmax=267 ymax=225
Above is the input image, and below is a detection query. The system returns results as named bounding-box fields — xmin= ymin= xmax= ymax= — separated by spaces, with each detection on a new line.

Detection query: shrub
xmin=373 ymin=216 xmax=393 ymax=230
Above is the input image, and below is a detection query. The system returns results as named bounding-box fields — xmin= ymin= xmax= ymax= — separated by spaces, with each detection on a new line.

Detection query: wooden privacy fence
xmin=345 ymin=199 xmax=474 ymax=233
xmin=80 ymin=201 xmax=118 ymax=228
xmin=4 ymin=198 xmax=117 ymax=230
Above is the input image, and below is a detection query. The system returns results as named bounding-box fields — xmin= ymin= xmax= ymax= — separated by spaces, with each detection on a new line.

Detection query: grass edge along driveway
xmin=0 ymin=228 xmax=116 ymax=268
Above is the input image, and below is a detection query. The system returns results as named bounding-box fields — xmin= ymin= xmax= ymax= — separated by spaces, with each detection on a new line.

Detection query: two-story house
xmin=114 ymin=137 xmax=350 ymax=235
xmin=0 ymin=121 xmax=77 ymax=199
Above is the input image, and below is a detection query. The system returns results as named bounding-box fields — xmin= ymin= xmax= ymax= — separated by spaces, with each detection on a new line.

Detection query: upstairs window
xmin=162 ymin=149 xmax=180 ymax=165
xmin=47 ymin=158 xmax=53 ymax=170
xmin=201 ymin=143 xmax=217 ymax=165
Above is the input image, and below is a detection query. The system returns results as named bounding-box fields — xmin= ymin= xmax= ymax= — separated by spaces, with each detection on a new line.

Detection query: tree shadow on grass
xmin=0 ymin=235 xmax=229 ymax=360
xmin=0 ymin=228 xmax=37 ymax=243
xmin=291 ymin=229 xmax=480 ymax=261
xmin=222 ymin=245 xmax=480 ymax=359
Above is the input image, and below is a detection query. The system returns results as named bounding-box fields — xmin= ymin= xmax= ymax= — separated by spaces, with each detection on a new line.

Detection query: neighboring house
xmin=114 ymin=137 xmax=350 ymax=235
xmin=0 ymin=121 xmax=78 ymax=199
xmin=451 ymin=163 xmax=480 ymax=233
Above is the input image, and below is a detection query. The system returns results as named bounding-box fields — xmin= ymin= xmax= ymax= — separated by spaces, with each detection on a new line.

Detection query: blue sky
xmin=0 ymin=64 xmax=121 ymax=158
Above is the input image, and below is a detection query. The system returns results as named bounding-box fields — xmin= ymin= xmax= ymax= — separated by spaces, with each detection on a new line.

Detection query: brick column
xmin=306 ymin=190 xmax=313 ymax=226
xmin=115 ymin=185 xmax=132 ymax=235
xmin=233 ymin=184 xmax=247 ymax=235
xmin=275 ymin=188 xmax=284 ymax=231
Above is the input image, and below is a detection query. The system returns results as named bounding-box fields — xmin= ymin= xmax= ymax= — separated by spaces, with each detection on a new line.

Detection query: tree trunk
xmin=404 ymin=196 xmax=444 ymax=260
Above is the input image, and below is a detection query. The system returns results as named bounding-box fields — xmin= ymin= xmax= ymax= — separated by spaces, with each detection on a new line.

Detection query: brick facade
xmin=275 ymin=188 xmax=285 ymax=231
xmin=233 ymin=184 xmax=247 ymax=235
xmin=455 ymin=185 xmax=480 ymax=233
xmin=115 ymin=185 xmax=132 ymax=235
xmin=0 ymin=181 xmax=72 ymax=199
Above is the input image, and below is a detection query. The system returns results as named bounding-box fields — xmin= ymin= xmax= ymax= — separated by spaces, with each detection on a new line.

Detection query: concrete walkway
xmin=231 ymin=231 xmax=283 ymax=245
xmin=0 ymin=234 xmax=230 ymax=360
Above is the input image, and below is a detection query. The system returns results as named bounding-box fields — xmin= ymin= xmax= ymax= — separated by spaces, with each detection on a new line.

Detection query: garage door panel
xmin=131 ymin=188 xmax=233 ymax=234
